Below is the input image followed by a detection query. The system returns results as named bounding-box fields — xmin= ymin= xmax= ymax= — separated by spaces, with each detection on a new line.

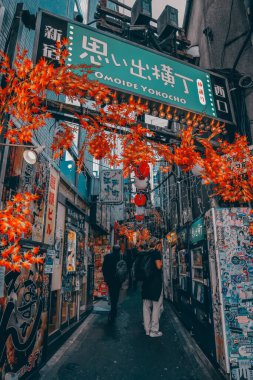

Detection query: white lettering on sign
xmin=94 ymin=72 xmax=187 ymax=105
xmin=197 ymin=79 xmax=206 ymax=105
xmin=45 ymin=25 xmax=62 ymax=41
xmin=214 ymin=85 xmax=226 ymax=98
xmin=81 ymin=35 xmax=194 ymax=93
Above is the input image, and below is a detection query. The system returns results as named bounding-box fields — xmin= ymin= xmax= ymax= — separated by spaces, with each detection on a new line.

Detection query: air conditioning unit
xmin=157 ymin=5 xmax=178 ymax=39
xmin=131 ymin=0 xmax=152 ymax=26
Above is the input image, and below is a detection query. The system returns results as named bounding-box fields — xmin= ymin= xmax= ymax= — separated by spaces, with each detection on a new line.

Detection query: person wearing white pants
xmin=142 ymin=239 xmax=163 ymax=338
xmin=143 ymin=289 xmax=163 ymax=337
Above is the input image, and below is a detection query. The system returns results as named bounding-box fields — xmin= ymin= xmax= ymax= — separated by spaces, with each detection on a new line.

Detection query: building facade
xmin=0 ymin=1 xmax=97 ymax=378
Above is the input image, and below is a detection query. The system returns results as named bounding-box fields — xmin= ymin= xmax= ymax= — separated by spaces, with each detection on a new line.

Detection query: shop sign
xmin=0 ymin=266 xmax=5 ymax=297
xmin=66 ymin=203 xmax=85 ymax=229
xmin=34 ymin=11 xmax=235 ymax=124
xmin=45 ymin=250 xmax=55 ymax=274
xmin=55 ymin=202 xmax=66 ymax=262
xmin=44 ymin=167 xmax=59 ymax=245
xmin=190 ymin=217 xmax=205 ymax=244
xmin=18 ymin=157 xmax=49 ymax=242
xmin=100 ymin=170 xmax=123 ymax=204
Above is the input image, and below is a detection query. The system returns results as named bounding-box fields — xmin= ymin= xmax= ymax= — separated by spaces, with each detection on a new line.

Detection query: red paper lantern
xmin=133 ymin=162 xmax=150 ymax=179
xmin=249 ymin=222 xmax=253 ymax=236
xmin=135 ymin=214 xmax=144 ymax=222
xmin=134 ymin=193 xmax=147 ymax=207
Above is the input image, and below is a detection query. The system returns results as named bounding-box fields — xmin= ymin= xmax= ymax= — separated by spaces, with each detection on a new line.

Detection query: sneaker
xmin=149 ymin=331 xmax=163 ymax=338
xmin=145 ymin=331 xmax=150 ymax=336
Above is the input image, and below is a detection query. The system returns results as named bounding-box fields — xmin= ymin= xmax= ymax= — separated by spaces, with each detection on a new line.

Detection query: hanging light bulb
xmin=187 ymin=119 xmax=193 ymax=126
xmin=145 ymin=101 xmax=150 ymax=114
xmin=104 ymin=96 xmax=111 ymax=104
xmin=166 ymin=113 xmax=173 ymax=120
xmin=159 ymin=104 xmax=165 ymax=118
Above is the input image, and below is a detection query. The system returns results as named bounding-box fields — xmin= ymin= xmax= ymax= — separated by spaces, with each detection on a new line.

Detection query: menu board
xmin=92 ymin=237 xmax=111 ymax=298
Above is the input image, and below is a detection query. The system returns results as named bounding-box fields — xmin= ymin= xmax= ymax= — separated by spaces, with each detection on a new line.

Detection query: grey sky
xmin=122 ymin=0 xmax=186 ymax=26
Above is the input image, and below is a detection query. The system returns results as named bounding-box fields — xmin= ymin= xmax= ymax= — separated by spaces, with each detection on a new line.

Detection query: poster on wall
xmin=67 ymin=230 xmax=77 ymax=272
xmin=205 ymin=208 xmax=253 ymax=378
xmin=44 ymin=167 xmax=59 ymax=245
xmin=0 ymin=261 xmax=50 ymax=379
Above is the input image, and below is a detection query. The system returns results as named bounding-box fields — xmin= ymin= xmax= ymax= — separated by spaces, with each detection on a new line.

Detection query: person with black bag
xmin=102 ymin=245 xmax=128 ymax=323
xmin=140 ymin=238 xmax=163 ymax=337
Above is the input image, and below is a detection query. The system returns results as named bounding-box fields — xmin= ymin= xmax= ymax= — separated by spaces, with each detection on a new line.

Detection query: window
xmin=59 ymin=150 xmax=76 ymax=184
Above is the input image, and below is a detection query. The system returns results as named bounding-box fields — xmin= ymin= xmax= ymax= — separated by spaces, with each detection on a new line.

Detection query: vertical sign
xmin=44 ymin=167 xmax=59 ymax=245
xmin=100 ymin=169 xmax=123 ymax=204
xmin=34 ymin=11 xmax=235 ymax=124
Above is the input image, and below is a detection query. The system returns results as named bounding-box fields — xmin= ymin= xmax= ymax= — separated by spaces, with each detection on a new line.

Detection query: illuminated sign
xmin=34 ymin=11 xmax=235 ymax=124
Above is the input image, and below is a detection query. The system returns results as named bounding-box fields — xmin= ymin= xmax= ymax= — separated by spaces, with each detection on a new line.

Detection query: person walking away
xmin=102 ymin=245 xmax=126 ymax=322
xmin=142 ymin=238 xmax=163 ymax=337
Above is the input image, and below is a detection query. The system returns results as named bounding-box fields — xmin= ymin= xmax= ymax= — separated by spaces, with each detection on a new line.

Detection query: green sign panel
xmin=34 ymin=11 xmax=235 ymax=124
xmin=190 ymin=217 xmax=205 ymax=244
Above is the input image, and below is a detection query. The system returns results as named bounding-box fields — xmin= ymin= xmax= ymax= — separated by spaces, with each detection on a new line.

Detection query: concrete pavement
xmin=38 ymin=288 xmax=224 ymax=380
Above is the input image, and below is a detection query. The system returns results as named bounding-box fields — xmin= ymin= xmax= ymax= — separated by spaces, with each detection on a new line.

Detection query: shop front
xmin=189 ymin=217 xmax=211 ymax=326
xmin=163 ymin=231 xmax=177 ymax=302
xmin=177 ymin=225 xmax=191 ymax=310
xmin=61 ymin=201 xmax=87 ymax=327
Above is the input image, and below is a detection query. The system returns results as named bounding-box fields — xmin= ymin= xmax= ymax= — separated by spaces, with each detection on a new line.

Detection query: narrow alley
xmin=38 ymin=288 xmax=222 ymax=380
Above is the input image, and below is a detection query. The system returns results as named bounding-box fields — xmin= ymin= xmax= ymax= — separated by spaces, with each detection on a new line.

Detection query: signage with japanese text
xmin=190 ymin=217 xmax=206 ymax=245
xmin=34 ymin=11 xmax=235 ymax=124
xmin=100 ymin=169 xmax=123 ymax=204
xmin=44 ymin=166 xmax=59 ymax=245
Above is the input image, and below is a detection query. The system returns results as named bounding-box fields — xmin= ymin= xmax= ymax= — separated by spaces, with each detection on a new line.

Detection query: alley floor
xmin=39 ymin=288 xmax=223 ymax=380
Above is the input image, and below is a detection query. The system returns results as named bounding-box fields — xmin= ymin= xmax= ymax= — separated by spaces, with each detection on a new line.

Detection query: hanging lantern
xmin=136 ymin=206 xmax=145 ymax=216
xmin=133 ymin=162 xmax=150 ymax=179
xmin=134 ymin=177 xmax=149 ymax=190
xmin=135 ymin=214 xmax=144 ymax=222
xmin=134 ymin=193 xmax=147 ymax=207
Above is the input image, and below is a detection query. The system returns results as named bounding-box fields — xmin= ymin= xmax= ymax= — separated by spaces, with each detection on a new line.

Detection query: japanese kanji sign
xmin=34 ymin=11 xmax=235 ymax=124
xmin=100 ymin=170 xmax=123 ymax=204
xmin=44 ymin=166 xmax=59 ymax=245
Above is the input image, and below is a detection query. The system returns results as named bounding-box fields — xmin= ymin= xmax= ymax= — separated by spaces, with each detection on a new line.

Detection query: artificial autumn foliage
xmin=1 ymin=40 xmax=253 ymax=269
xmin=0 ymin=193 xmax=43 ymax=271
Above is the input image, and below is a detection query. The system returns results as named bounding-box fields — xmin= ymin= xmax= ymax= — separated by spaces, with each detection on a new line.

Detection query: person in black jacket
xmin=102 ymin=245 xmax=121 ymax=322
xmin=142 ymin=238 xmax=163 ymax=338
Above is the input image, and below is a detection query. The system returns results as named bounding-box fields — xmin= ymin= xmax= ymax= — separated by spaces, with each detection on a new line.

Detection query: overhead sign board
xmin=190 ymin=217 xmax=206 ymax=245
xmin=100 ymin=169 xmax=123 ymax=204
xmin=34 ymin=11 xmax=235 ymax=124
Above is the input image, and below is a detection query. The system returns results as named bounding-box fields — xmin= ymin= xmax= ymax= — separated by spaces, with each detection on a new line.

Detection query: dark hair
xmin=113 ymin=245 xmax=120 ymax=254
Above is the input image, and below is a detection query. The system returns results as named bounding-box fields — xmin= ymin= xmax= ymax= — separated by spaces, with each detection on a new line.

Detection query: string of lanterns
xmin=133 ymin=161 xmax=150 ymax=223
